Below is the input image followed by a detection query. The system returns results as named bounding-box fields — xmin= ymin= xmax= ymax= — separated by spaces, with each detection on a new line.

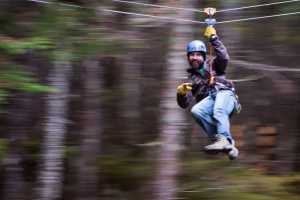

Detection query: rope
xmin=217 ymin=0 xmax=300 ymax=13
xmin=217 ymin=11 xmax=300 ymax=24
xmin=112 ymin=0 xmax=204 ymax=13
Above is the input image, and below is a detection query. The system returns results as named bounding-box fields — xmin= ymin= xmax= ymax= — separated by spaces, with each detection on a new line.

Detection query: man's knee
xmin=191 ymin=105 xmax=205 ymax=119
xmin=213 ymin=107 xmax=228 ymax=120
xmin=191 ymin=106 xmax=199 ymax=118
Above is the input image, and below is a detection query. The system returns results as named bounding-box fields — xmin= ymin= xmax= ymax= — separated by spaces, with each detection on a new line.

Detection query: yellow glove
xmin=177 ymin=83 xmax=192 ymax=95
xmin=204 ymin=26 xmax=216 ymax=39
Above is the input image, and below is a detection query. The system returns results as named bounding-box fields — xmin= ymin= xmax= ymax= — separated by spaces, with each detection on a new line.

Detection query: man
xmin=176 ymin=26 xmax=241 ymax=160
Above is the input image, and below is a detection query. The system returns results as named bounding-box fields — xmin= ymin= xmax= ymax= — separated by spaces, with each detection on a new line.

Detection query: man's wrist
xmin=209 ymin=34 xmax=218 ymax=41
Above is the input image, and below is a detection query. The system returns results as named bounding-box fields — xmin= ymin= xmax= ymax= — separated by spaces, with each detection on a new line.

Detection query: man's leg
xmin=213 ymin=90 xmax=235 ymax=141
xmin=191 ymin=96 xmax=216 ymax=139
xmin=213 ymin=90 xmax=239 ymax=159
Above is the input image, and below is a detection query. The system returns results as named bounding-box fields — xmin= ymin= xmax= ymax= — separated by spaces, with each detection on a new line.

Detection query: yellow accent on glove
xmin=204 ymin=26 xmax=216 ymax=39
xmin=177 ymin=83 xmax=192 ymax=95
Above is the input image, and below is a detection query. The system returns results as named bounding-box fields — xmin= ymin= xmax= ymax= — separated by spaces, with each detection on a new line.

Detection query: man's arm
xmin=204 ymin=26 xmax=230 ymax=76
xmin=177 ymin=92 xmax=193 ymax=109
xmin=210 ymin=36 xmax=230 ymax=76
xmin=176 ymin=83 xmax=193 ymax=109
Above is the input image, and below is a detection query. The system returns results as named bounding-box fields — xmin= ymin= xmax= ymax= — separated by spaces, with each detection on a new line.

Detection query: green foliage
xmin=98 ymin=155 xmax=153 ymax=191
xmin=284 ymin=179 xmax=300 ymax=195
xmin=179 ymin=154 xmax=300 ymax=200
xmin=0 ymin=67 xmax=57 ymax=93
xmin=0 ymin=89 xmax=9 ymax=102
xmin=0 ymin=0 xmax=125 ymax=104
xmin=0 ymin=139 xmax=9 ymax=162
xmin=21 ymin=138 xmax=41 ymax=160
xmin=31 ymin=1 xmax=124 ymax=61
xmin=73 ymin=38 xmax=125 ymax=60
xmin=0 ymin=37 xmax=53 ymax=55
xmin=0 ymin=66 xmax=58 ymax=103
xmin=0 ymin=35 xmax=56 ymax=102
xmin=64 ymin=145 xmax=80 ymax=159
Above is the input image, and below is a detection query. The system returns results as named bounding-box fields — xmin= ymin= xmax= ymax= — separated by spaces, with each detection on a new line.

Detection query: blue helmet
xmin=186 ymin=40 xmax=207 ymax=55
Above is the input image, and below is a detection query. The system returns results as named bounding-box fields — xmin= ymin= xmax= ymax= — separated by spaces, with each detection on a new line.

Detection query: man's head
xmin=186 ymin=40 xmax=207 ymax=69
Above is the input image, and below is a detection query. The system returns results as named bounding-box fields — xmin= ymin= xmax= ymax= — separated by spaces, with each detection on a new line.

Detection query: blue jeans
xmin=191 ymin=90 xmax=236 ymax=141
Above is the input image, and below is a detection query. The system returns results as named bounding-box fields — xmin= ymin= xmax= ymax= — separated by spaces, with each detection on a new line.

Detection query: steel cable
xmin=28 ymin=0 xmax=300 ymax=25
xmin=101 ymin=8 xmax=205 ymax=24
xmin=112 ymin=0 xmax=204 ymax=13
xmin=217 ymin=11 xmax=300 ymax=24
xmin=217 ymin=0 xmax=300 ymax=13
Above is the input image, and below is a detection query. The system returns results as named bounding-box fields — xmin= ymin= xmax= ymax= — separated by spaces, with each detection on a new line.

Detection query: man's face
xmin=188 ymin=52 xmax=205 ymax=69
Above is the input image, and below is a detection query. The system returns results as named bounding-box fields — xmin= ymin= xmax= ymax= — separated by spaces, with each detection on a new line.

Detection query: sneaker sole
xmin=204 ymin=148 xmax=238 ymax=160
xmin=203 ymin=148 xmax=232 ymax=154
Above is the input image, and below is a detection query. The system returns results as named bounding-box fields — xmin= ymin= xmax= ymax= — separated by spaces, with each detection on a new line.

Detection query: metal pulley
xmin=205 ymin=18 xmax=217 ymax=26
xmin=204 ymin=7 xmax=216 ymax=17
xmin=204 ymin=7 xmax=217 ymax=26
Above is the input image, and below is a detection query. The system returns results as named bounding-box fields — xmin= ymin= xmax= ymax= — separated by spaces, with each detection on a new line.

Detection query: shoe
xmin=224 ymin=140 xmax=239 ymax=160
xmin=227 ymin=146 xmax=239 ymax=160
xmin=204 ymin=134 xmax=230 ymax=152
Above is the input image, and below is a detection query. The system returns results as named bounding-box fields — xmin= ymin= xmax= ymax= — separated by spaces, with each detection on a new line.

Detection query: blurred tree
xmin=29 ymin=2 xmax=100 ymax=199
xmin=0 ymin=2 xmax=58 ymax=200
xmin=75 ymin=58 xmax=102 ymax=200
xmin=28 ymin=1 xmax=123 ymax=200
xmin=153 ymin=1 xmax=192 ymax=199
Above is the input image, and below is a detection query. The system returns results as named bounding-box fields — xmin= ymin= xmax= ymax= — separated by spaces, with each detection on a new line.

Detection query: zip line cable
xmin=30 ymin=0 xmax=300 ymax=14
xmin=231 ymin=60 xmax=300 ymax=72
xmin=218 ymin=11 xmax=300 ymax=24
xmin=113 ymin=0 xmax=300 ymax=13
xmin=27 ymin=0 xmax=205 ymax=24
xmin=112 ymin=0 xmax=204 ymax=13
xmin=24 ymin=0 xmax=300 ymax=73
xmin=102 ymin=8 xmax=205 ymax=24
xmin=217 ymin=0 xmax=300 ymax=13
xmin=28 ymin=0 xmax=82 ymax=8
xmin=27 ymin=0 xmax=300 ymax=25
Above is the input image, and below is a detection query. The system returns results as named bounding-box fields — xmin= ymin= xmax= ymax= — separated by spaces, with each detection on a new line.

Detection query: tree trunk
xmin=2 ymin=93 xmax=30 ymax=200
xmin=76 ymin=58 xmax=102 ymax=200
xmin=153 ymin=0 xmax=193 ymax=199
xmin=2 ymin=52 xmax=47 ymax=200
xmin=35 ymin=60 xmax=71 ymax=200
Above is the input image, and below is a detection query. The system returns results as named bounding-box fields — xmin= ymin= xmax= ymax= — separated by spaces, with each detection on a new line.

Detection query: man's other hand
xmin=177 ymin=83 xmax=192 ymax=95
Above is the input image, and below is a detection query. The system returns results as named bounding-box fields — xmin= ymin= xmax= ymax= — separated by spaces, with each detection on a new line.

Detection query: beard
xmin=190 ymin=60 xmax=203 ymax=69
